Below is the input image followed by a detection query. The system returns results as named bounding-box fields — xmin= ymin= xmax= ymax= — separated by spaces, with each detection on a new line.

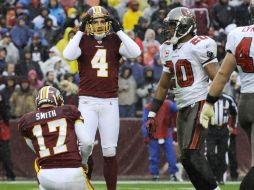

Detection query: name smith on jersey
xmin=36 ymin=110 xmax=57 ymax=120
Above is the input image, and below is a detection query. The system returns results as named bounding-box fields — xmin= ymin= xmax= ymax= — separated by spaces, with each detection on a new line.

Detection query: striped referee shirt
xmin=213 ymin=93 xmax=238 ymax=127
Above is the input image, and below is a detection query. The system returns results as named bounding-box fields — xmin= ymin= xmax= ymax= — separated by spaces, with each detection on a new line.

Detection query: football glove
xmin=146 ymin=111 xmax=156 ymax=138
xmin=79 ymin=14 xmax=91 ymax=32
xmin=199 ymin=102 xmax=214 ymax=128
xmin=107 ymin=17 xmax=122 ymax=32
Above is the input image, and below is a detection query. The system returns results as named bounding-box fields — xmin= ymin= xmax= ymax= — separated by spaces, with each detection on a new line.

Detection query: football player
xmin=146 ymin=7 xmax=220 ymax=190
xmin=63 ymin=6 xmax=141 ymax=190
xmin=18 ymin=86 xmax=94 ymax=190
xmin=200 ymin=1 xmax=254 ymax=189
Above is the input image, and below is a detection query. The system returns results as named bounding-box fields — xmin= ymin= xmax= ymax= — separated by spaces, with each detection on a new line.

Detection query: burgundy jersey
xmin=78 ymin=33 xmax=122 ymax=98
xmin=18 ymin=105 xmax=83 ymax=169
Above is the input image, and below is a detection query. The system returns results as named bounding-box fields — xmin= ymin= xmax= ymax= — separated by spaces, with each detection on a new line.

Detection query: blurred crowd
xmin=0 ymin=0 xmax=247 ymax=118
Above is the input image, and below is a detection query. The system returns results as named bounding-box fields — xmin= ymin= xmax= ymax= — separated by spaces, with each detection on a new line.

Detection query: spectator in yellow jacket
xmin=55 ymin=27 xmax=78 ymax=74
xmin=123 ymin=0 xmax=142 ymax=30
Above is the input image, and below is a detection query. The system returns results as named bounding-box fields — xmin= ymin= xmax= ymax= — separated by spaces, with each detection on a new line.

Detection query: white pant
xmin=38 ymin=167 xmax=93 ymax=190
xmin=78 ymin=96 xmax=119 ymax=149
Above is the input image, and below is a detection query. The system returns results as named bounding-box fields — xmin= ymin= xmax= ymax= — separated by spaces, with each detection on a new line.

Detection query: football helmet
xmin=36 ymin=86 xmax=64 ymax=109
xmin=86 ymin=6 xmax=111 ymax=39
xmin=163 ymin=7 xmax=196 ymax=44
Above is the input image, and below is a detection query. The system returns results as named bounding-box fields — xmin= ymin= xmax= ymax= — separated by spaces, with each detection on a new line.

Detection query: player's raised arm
xmin=63 ymin=16 xmax=91 ymax=61
xmin=108 ymin=18 xmax=141 ymax=58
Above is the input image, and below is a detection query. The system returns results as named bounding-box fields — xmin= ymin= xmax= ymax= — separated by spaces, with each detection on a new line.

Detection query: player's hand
xmin=146 ymin=112 xmax=156 ymax=138
xmin=107 ymin=17 xmax=122 ymax=32
xmin=79 ymin=14 xmax=91 ymax=32
xmin=82 ymin=163 xmax=89 ymax=174
xmin=199 ymin=102 xmax=214 ymax=128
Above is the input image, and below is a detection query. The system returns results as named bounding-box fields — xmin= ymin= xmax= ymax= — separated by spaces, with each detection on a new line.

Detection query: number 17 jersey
xmin=226 ymin=25 xmax=254 ymax=93
xmin=161 ymin=36 xmax=218 ymax=108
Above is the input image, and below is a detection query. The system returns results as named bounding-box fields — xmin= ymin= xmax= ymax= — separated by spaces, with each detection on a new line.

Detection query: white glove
xmin=199 ymin=102 xmax=214 ymax=128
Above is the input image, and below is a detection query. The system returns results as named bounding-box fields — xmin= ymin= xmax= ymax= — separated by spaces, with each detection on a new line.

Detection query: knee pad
xmin=102 ymin=147 xmax=116 ymax=157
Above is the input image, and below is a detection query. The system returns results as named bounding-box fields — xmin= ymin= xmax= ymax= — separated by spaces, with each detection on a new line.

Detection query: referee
xmin=206 ymin=93 xmax=238 ymax=185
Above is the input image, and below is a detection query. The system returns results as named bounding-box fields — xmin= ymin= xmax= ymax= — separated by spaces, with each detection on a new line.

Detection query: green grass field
xmin=0 ymin=181 xmax=240 ymax=190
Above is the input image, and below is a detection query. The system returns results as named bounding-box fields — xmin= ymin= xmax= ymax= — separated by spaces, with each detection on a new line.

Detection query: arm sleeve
xmin=63 ymin=31 xmax=83 ymax=61
xmin=25 ymin=138 xmax=36 ymax=153
xmin=74 ymin=121 xmax=93 ymax=164
xmin=141 ymin=107 xmax=149 ymax=138
xmin=117 ymin=30 xmax=141 ymax=58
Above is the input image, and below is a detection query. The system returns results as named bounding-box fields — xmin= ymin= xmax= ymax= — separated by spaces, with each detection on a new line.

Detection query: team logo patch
xmin=207 ymin=51 xmax=214 ymax=59
xmin=164 ymin=50 xmax=170 ymax=57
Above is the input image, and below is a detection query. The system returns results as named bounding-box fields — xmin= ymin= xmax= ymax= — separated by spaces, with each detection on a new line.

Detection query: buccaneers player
xmin=63 ymin=6 xmax=141 ymax=190
xmin=18 ymin=86 xmax=93 ymax=190
xmin=146 ymin=7 xmax=220 ymax=190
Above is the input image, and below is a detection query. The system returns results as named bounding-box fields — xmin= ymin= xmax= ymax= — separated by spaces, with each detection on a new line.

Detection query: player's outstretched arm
xmin=75 ymin=121 xmax=93 ymax=164
xmin=209 ymin=52 xmax=236 ymax=97
xmin=118 ymin=31 xmax=141 ymax=58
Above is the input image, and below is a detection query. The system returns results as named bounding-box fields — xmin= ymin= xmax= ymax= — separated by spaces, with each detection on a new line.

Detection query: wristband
xmin=148 ymin=111 xmax=156 ymax=118
xmin=151 ymin=99 xmax=164 ymax=113
xmin=206 ymin=93 xmax=219 ymax=104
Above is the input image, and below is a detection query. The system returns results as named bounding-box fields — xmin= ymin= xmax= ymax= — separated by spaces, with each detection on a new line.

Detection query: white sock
xmin=214 ymin=186 xmax=221 ymax=190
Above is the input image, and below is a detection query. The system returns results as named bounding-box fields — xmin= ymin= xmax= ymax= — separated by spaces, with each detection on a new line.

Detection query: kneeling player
xmin=18 ymin=86 xmax=94 ymax=190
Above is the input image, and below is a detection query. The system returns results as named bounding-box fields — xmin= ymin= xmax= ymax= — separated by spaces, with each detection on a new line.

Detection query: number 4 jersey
xmin=226 ymin=26 xmax=254 ymax=93
xmin=78 ymin=33 xmax=122 ymax=98
xmin=161 ymin=36 xmax=218 ymax=108
xmin=18 ymin=105 xmax=83 ymax=169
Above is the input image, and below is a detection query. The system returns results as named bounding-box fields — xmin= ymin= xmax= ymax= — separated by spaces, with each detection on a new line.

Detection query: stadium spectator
xmin=32 ymin=6 xmax=58 ymax=31
xmin=152 ymin=54 xmax=163 ymax=82
xmin=48 ymin=0 xmax=66 ymax=27
xmin=64 ymin=7 xmax=79 ymax=29
xmin=210 ymin=0 xmax=235 ymax=30
xmin=142 ymin=0 xmax=159 ymax=24
xmin=0 ymin=78 xmax=16 ymax=181
xmin=56 ymin=27 xmax=78 ymax=74
xmin=123 ymin=0 xmax=142 ymax=30
xmin=0 ymin=32 xmax=19 ymax=64
xmin=115 ymin=0 xmax=129 ymax=22
xmin=143 ymin=43 xmax=159 ymax=67
xmin=142 ymin=98 xmax=180 ymax=181
xmin=137 ymin=66 xmax=157 ymax=107
xmin=15 ymin=48 xmax=43 ymax=80
xmin=151 ymin=0 xmax=168 ymax=23
xmin=0 ymin=47 xmax=7 ymax=75
xmin=190 ymin=0 xmax=210 ymax=35
xmin=168 ymin=0 xmax=183 ymax=11
xmin=43 ymin=70 xmax=59 ymax=89
xmin=2 ymin=62 xmax=15 ymax=77
xmin=133 ymin=17 xmax=149 ymax=41
xmin=28 ymin=69 xmax=43 ymax=90
xmin=235 ymin=0 xmax=251 ymax=26
xmin=118 ymin=66 xmax=137 ymax=117
xmin=26 ymin=0 xmax=42 ymax=20
xmin=9 ymin=76 xmax=36 ymax=118
xmin=142 ymin=29 xmax=160 ymax=54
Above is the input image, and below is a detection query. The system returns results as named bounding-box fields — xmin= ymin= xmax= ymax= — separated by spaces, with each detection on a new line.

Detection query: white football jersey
xmin=226 ymin=25 xmax=254 ymax=93
xmin=161 ymin=36 xmax=218 ymax=108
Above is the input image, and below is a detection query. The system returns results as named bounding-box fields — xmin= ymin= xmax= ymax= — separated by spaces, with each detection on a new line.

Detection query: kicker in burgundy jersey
xmin=78 ymin=33 xmax=122 ymax=98
xmin=18 ymin=105 xmax=83 ymax=169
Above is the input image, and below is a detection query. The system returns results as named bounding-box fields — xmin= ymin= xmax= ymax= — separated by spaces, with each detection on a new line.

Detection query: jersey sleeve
xmin=193 ymin=37 xmax=218 ymax=67
xmin=225 ymin=30 xmax=237 ymax=55
xmin=160 ymin=44 xmax=170 ymax=73
xmin=18 ymin=115 xmax=29 ymax=138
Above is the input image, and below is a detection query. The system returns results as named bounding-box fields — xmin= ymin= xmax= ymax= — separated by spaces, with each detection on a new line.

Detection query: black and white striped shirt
xmin=213 ymin=93 xmax=238 ymax=127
